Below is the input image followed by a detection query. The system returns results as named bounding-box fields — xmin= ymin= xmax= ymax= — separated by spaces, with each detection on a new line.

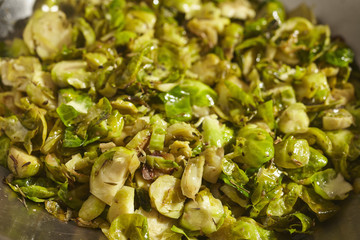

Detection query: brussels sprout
xmin=108 ymin=213 xmax=149 ymax=240
xmin=295 ymin=72 xmax=330 ymax=104
xmin=149 ymin=175 xmax=186 ymax=219
xmin=220 ymin=184 xmax=248 ymax=208
xmin=266 ymin=183 xmax=302 ymax=217
xmin=187 ymin=6 xmax=230 ymax=48
xmin=159 ymin=86 xmax=192 ymax=122
xmin=274 ymin=136 xmax=310 ymax=169
xmin=65 ymin=153 xmax=92 ymax=183
xmin=286 ymin=147 xmax=328 ymax=184
xmin=295 ymin=127 xmax=333 ymax=155
xmin=234 ymin=124 xmax=274 ymax=168
xmin=6 ymin=176 xmax=57 ymax=203
xmin=166 ymin=122 xmax=199 ymax=143
xmin=299 ymin=186 xmax=340 ymax=221
xmin=79 ymin=195 xmax=106 ymax=221
xmin=219 ymin=0 xmax=256 ymax=20
xmin=157 ymin=21 xmax=188 ymax=47
xmin=191 ymin=54 xmax=220 ymax=86
xmin=169 ymin=141 xmax=192 ymax=159
xmin=149 ymin=115 xmax=167 ymax=151
xmin=7 ymin=146 xmax=41 ymax=178
xmin=108 ymin=186 xmax=135 ymax=223
xmin=23 ymin=10 xmax=72 ymax=60
xmin=44 ymin=154 xmax=66 ymax=183
xmin=84 ymin=53 xmax=108 ymax=69
xmin=51 ymin=61 xmax=92 ymax=89
xmin=202 ymin=147 xmax=224 ymax=183
xmin=322 ymin=109 xmax=354 ymax=131
xmin=124 ymin=8 xmax=156 ymax=35
xmin=181 ymin=156 xmax=205 ymax=199
xmin=76 ymin=18 xmax=96 ymax=47
xmin=325 ymin=46 xmax=354 ymax=68
xmin=231 ymin=217 xmax=276 ymax=239
xmin=0 ymin=115 xmax=29 ymax=143
xmin=256 ymin=0 xmax=286 ymax=25
xmin=0 ymin=57 xmax=41 ymax=92
xmin=126 ymin=129 xmax=151 ymax=150
xmin=146 ymin=156 xmax=179 ymax=170
xmin=135 ymin=208 xmax=181 ymax=240
xmin=163 ymin=0 xmax=201 ymax=15
xmin=90 ymin=147 xmax=140 ymax=205
xmin=278 ymin=103 xmax=309 ymax=134
xmin=180 ymin=188 xmax=225 ymax=234
xmin=220 ymin=158 xmax=249 ymax=197
xmin=311 ymin=169 xmax=353 ymax=200
xmin=202 ymin=116 xmax=233 ymax=148
xmin=181 ymin=79 xmax=218 ymax=107
xmin=257 ymin=100 xmax=275 ymax=130
xmin=221 ymin=23 xmax=244 ymax=60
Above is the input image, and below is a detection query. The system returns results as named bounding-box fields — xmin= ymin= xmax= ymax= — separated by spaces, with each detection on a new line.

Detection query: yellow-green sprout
xmin=180 ymin=188 xmax=225 ymax=234
xmin=275 ymin=136 xmax=310 ymax=169
xmin=149 ymin=175 xmax=186 ymax=219
xmin=278 ymin=103 xmax=309 ymax=134
xmin=23 ymin=10 xmax=72 ymax=60
xmin=7 ymin=146 xmax=41 ymax=178
xmin=181 ymin=156 xmax=205 ymax=199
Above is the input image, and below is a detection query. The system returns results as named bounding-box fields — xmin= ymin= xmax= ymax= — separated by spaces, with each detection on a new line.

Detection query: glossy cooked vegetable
xmin=0 ymin=0 xmax=359 ymax=239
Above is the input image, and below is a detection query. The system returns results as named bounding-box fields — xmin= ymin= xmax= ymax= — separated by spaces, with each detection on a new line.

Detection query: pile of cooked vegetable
xmin=1 ymin=0 xmax=360 ymax=239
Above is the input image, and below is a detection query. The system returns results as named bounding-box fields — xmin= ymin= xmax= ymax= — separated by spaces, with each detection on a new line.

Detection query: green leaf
xmin=180 ymin=80 xmax=217 ymax=107
xmin=159 ymin=86 xmax=192 ymax=122
xmin=220 ymin=158 xmax=249 ymax=198
xmin=325 ymin=47 xmax=354 ymax=67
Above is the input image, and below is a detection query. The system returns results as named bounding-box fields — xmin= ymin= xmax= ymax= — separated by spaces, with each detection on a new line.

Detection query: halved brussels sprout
xmin=51 ymin=61 xmax=92 ymax=89
xmin=311 ymin=169 xmax=353 ymax=200
xmin=23 ymin=10 xmax=72 ymax=60
xmin=7 ymin=146 xmax=41 ymax=178
xmin=278 ymin=103 xmax=309 ymax=134
xmin=274 ymin=136 xmax=310 ymax=169
xmin=108 ymin=186 xmax=135 ymax=223
xmin=90 ymin=147 xmax=140 ymax=205
xmin=234 ymin=124 xmax=274 ymax=168
xmin=180 ymin=188 xmax=225 ymax=234
xmin=295 ymin=72 xmax=330 ymax=104
xmin=79 ymin=195 xmax=106 ymax=221
xmin=322 ymin=109 xmax=354 ymax=131
xmin=149 ymin=175 xmax=186 ymax=219
xmin=181 ymin=156 xmax=205 ymax=199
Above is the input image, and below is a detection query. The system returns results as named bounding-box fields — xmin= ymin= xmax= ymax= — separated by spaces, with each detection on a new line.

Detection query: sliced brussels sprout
xmin=231 ymin=217 xmax=276 ymax=239
xmin=311 ymin=169 xmax=353 ymax=200
xmin=202 ymin=147 xmax=224 ymax=184
xmin=137 ymin=208 xmax=181 ymax=240
xmin=286 ymin=147 xmax=328 ymax=184
xmin=180 ymin=188 xmax=225 ymax=234
xmin=23 ymin=10 xmax=72 ymax=60
xmin=108 ymin=186 xmax=135 ymax=223
xmin=322 ymin=109 xmax=354 ymax=130
xmin=274 ymin=136 xmax=310 ymax=169
xmin=90 ymin=147 xmax=140 ymax=205
xmin=79 ymin=195 xmax=106 ymax=221
xmin=278 ymin=103 xmax=309 ymax=134
xmin=51 ymin=61 xmax=92 ymax=89
xmin=0 ymin=57 xmax=41 ymax=91
xmin=234 ymin=124 xmax=274 ymax=168
xmin=299 ymin=186 xmax=340 ymax=222
xmin=149 ymin=175 xmax=186 ymax=219
xmin=149 ymin=115 xmax=167 ymax=151
xmin=0 ymin=115 xmax=29 ymax=143
xmin=202 ymin=116 xmax=233 ymax=148
xmin=295 ymin=72 xmax=330 ymax=104
xmin=7 ymin=146 xmax=41 ymax=178
xmin=108 ymin=213 xmax=149 ymax=240
xmin=181 ymin=156 xmax=205 ymax=199
xmin=219 ymin=0 xmax=256 ymax=20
